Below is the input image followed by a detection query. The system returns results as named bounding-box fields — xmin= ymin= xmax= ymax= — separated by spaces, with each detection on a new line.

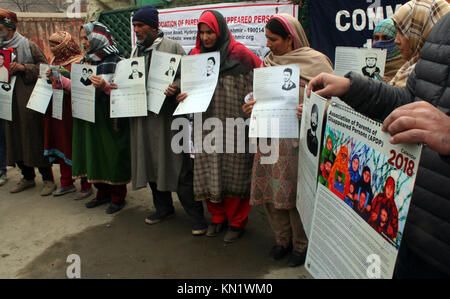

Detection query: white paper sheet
xmin=334 ymin=47 xmax=387 ymax=80
xmin=51 ymin=67 xmax=64 ymax=120
xmin=71 ymin=64 xmax=96 ymax=123
xmin=26 ymin=64 xmax=53 ymax=114
xmin=147 ymin=50 xmax=182 ymax=114
xmin=249 ymin=64 xmax=300 ymax=138
xmin=0 ymin=76 xmax=16 ymax=121
xmin=110 ymin=57 xmax=148 ymax=118
xmin=173 ymin=52 xmax=220 ymax=115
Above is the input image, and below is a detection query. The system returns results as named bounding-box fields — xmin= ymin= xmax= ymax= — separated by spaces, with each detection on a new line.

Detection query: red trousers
xmin=59 ymin=158 xmax=91 ymax=191
xmin=94 ymin=183 xmax=127 ymax=204
xmin=206 ymin=197 xmax=250 ymax=228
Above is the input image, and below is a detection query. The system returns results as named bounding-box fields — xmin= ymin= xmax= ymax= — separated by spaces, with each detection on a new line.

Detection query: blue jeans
xmin=0 ymin=120 xmax=6 ymax=173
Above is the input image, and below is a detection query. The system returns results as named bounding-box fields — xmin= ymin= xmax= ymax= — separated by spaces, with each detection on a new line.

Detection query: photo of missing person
xmin=361 ymin=53 xmax=381 ymax=79
xmin=165 ymin=57 xmax=176 ymax=77
xmin=129 ymin=60 xmax=143 ymax=79
xmin=205 ymin=56 xmax=216 ymax=77
xmin=282 ymin=67 xmax=296 ymax=91
xmin=307 ymin=104 xmax=319 ymax=157
xmin=0 ymin=50 xmax=11 ymax=83
xmin=80 ymin=68 xmax=93 ymax=86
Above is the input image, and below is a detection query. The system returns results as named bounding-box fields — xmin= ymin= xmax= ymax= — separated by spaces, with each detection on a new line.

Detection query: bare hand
xmin=242 ymin=99 xmax=256 ymax=117
xmin=165 ymin=82 xmax=179 ymax=97
xmin=9 ymin=62 xmax=25 ymax=75
xmin=110 ymin=82 xmax=118 ymax=89
xmin=306 ymin=72 xmax=351 ymax=98
xmin=176 ymin=92 xmax=188 ymax=103
xmin=90 ymin=75 xmax=106 ymax=89
xmin=297 ymin=104 xmax=303 ymax=119
xmin=382 ymin=101 xmax=450 ymax=155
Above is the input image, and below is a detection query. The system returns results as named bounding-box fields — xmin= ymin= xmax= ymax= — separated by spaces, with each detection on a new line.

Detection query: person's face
xmin=199 ymin=23 xmax=217 ymax=49
xmin=133 ymin=21 xmax=157 ymax=42
xmin=352 ymin=158 xmax=359 ymax=172
xmin=88 ymin=70 xmax=93 ymax=77
xmin=283 ymin=71 xmax=291 ymax=82
xmin=359 ymin=193 xmax=367 ymax=206
xmin=380 ymin=209 xmax=388 ymax=223
xmin=311 ymin=111 xmax=318 ymax=127
xmin=395 ymin=30 xmax=413 ymax=61
xmin=265 ymin=28 xmax=292 ymax=56
xmin=386 ymin=182 xmax=394 ymax=199
xmin=0 ymin=55 xmax=4 ymax=67
xmin=349 ymin=184 xmax=354 ymax=194
xmin=0 ymin=24 xmax=11 ymax=42
xmin=325 ymin=161 xmax=332 ymax=173
xmin=326 ymin=137 xmax=332 ymax=151
xmin=338 ymin=175 xmax=342 ymax=183
xmin=132 ymin=64 xmax=138 ymax=71
xmin=80 ymin=28 xmax=90 ymax=52
xmin=373 ymin=32 xmax=391 ymax=44
xmin=366 ymin=57 xmax=377 ymax=68
xmin=363 ymin=170 xmax=370 ymax=183
xmin=206 ymin=59 xmax=215 ymax=73
xmin=340 ymin=151 xmax=347 ymax=161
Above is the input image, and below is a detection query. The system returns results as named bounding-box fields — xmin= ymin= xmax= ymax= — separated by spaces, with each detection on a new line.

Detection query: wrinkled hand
xmin=242 ymin=99 xmax=256 ymax=118
xmin=110 ymin=82 xmax=118 ymax=90
xmin=176 ymin=92 xmax=188 ymax=103
xmin=90 ymin=75 xmax=106 ymax=90
xmin=306 ymin=72 xmax=350 ymax=98
xmin=382 ymin=101 xmax=450 ymax=155
xmin=9 ymin=62 xmax=25 ymax=75
xmin=165 ymin=82 xmax=179 ymax=97
xmin=297 ymin=104 xmax=303 ymax=119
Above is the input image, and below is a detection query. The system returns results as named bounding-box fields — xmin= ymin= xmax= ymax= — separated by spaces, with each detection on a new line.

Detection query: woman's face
xmin=80 ymin=28 xmax=90 ymax=52
xmin=326 ymin=137 xmax=332 ymax=151
xmin=199 ymin=23 xmax=217 ymax=49
xmin=373 ymin=32 xmax=391 ymax=43
xmin=395 ymin=30 xmax=413 ymax=60
xmin=352 ymin=158 xmax=359 ymax=172
xmin=265 ymin=28 xmax=292 ymax=56
xmin=0 ymin=54 xmax=4 ymax=67
xmin=363 ymin=170 xmax=371 ymax=183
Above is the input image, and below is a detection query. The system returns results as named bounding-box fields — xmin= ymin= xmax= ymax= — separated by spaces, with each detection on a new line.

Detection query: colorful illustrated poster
xmin=305 ymin=101 xmax=422 ymax=279
xmin=334 ymin=47 xmax=387 ymax=81
xmin=110 ymin=57 xmax=147 ymax=118
xmin=297 ymin=90 xmax=328 ymax=238
xmin=249 ymin=64 xmax=300 ymax=139
xmin=0 ymin=76 xmax=16 ymax=121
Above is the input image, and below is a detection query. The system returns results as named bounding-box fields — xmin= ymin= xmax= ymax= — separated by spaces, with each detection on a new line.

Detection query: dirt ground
xmin=0 ymin=165 xmax=312 ymax=279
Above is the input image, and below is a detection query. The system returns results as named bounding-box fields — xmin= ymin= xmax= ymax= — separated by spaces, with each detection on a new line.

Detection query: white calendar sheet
xmin=71 ymin=63 xmax=96 ymax=123
xmin=51 ymin=66 xmax=64 ymax=120
xmin=110 ymin=57 xmax=147 ymax=118
xmin=26 ymin=64 xmax=53 ymax=114
xmin=334 ymin=47 xmax=386 ymax=80
xmin=249 ymin=64 xmax=300 ymax=138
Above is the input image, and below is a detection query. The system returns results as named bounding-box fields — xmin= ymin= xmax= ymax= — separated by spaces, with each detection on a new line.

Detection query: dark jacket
xmin=341 ymin=13 xmax=450 ymax=277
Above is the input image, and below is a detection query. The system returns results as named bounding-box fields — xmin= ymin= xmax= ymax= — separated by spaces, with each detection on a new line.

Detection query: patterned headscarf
xmin=49 ymin=31 xmax=84 ymax=66
xmin=80 ymin=21 xmax=120 ymax=63
xmin=372 ymin=18 xmax=401 ymax=62
xmin=190 ymin=10 xmax=261 ymax=76
xmin=390 ymin=0 xmax=450 ymax=87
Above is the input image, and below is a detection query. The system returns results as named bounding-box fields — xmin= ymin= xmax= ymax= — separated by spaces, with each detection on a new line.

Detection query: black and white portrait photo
xmin=306 ymin=104 xmax=319 ymax=157
xmin=129 ymin=60 xmax=143 ymax=79
xmin=80 ymin=68 xmax=93 ymax=86
xmin=165 ymin=57 xmax=177 ymax=77
xmin=205 ymin=56 xmax=216 ymax=77
xmin=361 ymin=53 xmax=381 ymax=79
xmin=282 ymin=67 xmax=296 ymax=91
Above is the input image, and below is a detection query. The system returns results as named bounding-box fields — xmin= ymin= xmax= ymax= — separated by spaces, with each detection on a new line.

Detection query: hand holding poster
xmin=305 ymin=101 xmax=422 ymax=278
xmin=249 ymin=64 xmax=300 ymax=138
xmin=110 ymin=57 xmax=148 ymax=118
xmin=173 ymin=52 xmax=220 ymax=116
xmin=147 ymin=50 xmax=182 ymax=114
xmin=26 ymin=64 xmax=53 ymax=114
xmin=71 ymin=64 xmax=96 ymax=123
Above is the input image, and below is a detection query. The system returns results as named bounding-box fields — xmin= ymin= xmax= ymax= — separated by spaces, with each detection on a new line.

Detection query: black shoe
xmin=269 ymin=244 xmax=293 ymax=260
xmin=144 ymin=209 xmax=175 ymax=225
xmin=206 ymin=222 xmax=227 ymax=237
xmin=223 ymin=226 xmax=245 ymax=243
xmin=287 ymin=250 xmax=307 ymax=267
xmin=106 ymin=201 xmax=126 ymax=214
xmin=85 ymin=197 xmax=110 ymax=209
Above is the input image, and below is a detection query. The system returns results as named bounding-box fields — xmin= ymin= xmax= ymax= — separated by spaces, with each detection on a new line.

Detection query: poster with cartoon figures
xmin=305 ymin=101 xmax=422 ymax=279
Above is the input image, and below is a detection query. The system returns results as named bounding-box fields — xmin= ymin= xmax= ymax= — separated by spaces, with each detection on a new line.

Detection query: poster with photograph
xmin=147 ymin=50 xmax=182 ymax=114
xmin=173 ymin=52 xmax=220 ymax=115
xmin=334 ymin=47 xmax=387 ymax=81
xmin=249 ymin=64 xmax=300 ymax=138
xmin=26 ymin=64 xmax=53 ymax=114
xmin=110 ymin=57 xmax=147 ymax=118
xmin=0 ymin=76 xmax=16 ymax=121
xmin=0 ymin=49 xmax=11 ymax=84
xmin=304 ymin=101 xmax=422 ymax=279
xmin=297 ymin=90 xmax=328 ymax=238
xmin=51 ymin=66 xmax=64 ymax=120
xmin=71 ymin=64 xmax=96 ymax=123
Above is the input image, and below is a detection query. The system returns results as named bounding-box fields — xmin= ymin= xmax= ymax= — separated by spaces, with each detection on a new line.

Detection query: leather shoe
xmin=269 ymin=244 xmax=292 ymax=260
xmin=287 ymin=250 xmax=307 ymax=267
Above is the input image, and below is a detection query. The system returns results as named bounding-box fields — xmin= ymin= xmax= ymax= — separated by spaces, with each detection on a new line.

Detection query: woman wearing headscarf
xmin=328 ymin=145 xmax=351 ymax=200
xmin=390 ymin=0 xmax=450 ymax=87
xmin=177 ymin=10 xmax=261 ymax=243
xmin=243 ymin=14 xmax=333 ymax=267
xmin=348 ymin=154 xmax=361 ymax=185
xmin=43 ymin=31 xmax=92 ymax=199
xmin=372 ymin=18 xmax=405 ymax=82
xmin=355 ymin=166 xmax=374 ymax=212
xmin=69 ymin=22 xmax=130 ymax=214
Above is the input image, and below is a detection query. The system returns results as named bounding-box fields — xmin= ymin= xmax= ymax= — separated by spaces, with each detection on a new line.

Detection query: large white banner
xmin=132 ymin=1 xmax=298 ymax=59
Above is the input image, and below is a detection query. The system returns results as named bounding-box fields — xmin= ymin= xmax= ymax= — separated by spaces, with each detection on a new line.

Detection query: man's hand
xmin=90 ymin=75 xmax=106 ymax=89
xmin=382 ymin=101 xmax=450 ymax=155
xmin=297 ymin=104 xmax=303 ymax=119
xmin=306 ymin=72 xmax=351 ymax=98
xmin=9 ymin=62 xmax=25 ymax=75
xmin=165 ymin=82 xmax=179 ymax=97
xmin=176 ymin=92 xmax=188 ymax=103
xmin=242 ymin=99 xmax=256 ymax=118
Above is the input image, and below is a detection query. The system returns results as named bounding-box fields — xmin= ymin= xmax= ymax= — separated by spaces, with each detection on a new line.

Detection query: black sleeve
xmin=339 ymin=71 xmax=416 ymax=121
